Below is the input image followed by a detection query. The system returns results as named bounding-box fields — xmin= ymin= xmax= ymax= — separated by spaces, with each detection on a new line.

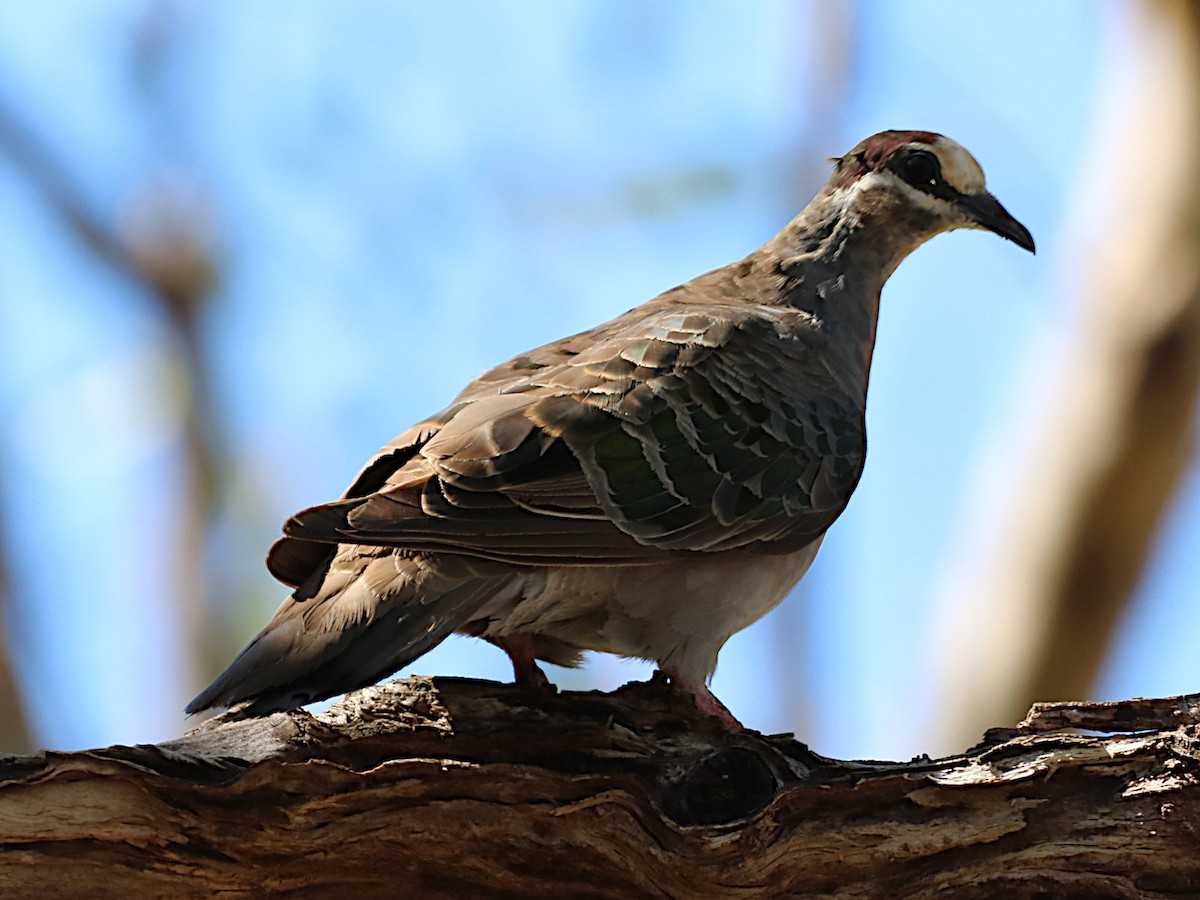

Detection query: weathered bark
xmin=1 ymin=677 xmax=1198 ymax=899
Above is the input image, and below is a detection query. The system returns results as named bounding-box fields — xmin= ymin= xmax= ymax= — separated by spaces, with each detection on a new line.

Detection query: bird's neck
xmin=754 ymin=193 xmax=940 ymax=396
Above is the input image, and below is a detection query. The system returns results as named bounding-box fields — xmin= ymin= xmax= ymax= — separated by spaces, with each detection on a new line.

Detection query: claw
xmin=498 ymin=633 xmax=551 ymax=688
xmin=661 ymin=667 xmax=743 ymax=731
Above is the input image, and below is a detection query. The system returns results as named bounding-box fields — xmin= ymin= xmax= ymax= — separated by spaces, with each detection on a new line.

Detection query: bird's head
xmin=825 ymin=131 xmax=1035 ymax=257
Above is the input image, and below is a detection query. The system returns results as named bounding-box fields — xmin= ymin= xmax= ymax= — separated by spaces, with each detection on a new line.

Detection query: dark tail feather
xmin=185 ymin=609 xmax=458 ymax=717
xmin=186 ymin=554 xmax=505 ymax=718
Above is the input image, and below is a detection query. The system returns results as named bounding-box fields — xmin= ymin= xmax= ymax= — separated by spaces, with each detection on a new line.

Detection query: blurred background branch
xmin=0 ymin=475 xmax=32 ymax=751
xmin=0 ymin=19 xmax=223 ymax=739
xmin=930 ymin=0 xmax=1200 ymax=751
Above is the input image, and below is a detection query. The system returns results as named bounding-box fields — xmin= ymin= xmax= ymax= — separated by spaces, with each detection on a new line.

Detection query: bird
xmin=188 ymin=131 xmax=1034 ymax=729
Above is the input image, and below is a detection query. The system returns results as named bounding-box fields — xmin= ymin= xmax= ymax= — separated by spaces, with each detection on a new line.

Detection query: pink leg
xmin=497 ymin=633 xmax=551 ymax=688
xmin=661 ymin=667 xmax=743 ymax=731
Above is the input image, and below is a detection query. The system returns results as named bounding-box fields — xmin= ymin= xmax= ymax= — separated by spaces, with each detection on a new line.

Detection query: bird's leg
xmin=497 ymin=633 xmax=551 ymax=689
xmin=660 ymin=667 xmax=743 ymax=731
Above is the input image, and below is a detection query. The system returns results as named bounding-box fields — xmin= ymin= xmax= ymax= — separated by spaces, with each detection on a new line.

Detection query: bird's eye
xmin=899 ymin=150 xmax=940 ymax=186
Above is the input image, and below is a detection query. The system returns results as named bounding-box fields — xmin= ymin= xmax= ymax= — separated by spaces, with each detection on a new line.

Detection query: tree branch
xmin=1 ymin=677 xmax=1197 ymax=898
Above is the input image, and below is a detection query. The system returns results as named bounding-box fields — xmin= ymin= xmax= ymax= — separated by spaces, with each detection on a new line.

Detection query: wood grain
xmin=2 ymin=677 xmax=1198 ymax=898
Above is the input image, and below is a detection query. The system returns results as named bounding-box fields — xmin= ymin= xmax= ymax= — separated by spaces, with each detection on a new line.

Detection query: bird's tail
xmin=186 ymin=547 xmax=510 ymax=718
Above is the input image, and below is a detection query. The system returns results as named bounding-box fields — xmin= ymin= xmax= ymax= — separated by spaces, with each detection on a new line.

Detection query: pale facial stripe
xmin=925 ymin=136 xmax=986 ymax=194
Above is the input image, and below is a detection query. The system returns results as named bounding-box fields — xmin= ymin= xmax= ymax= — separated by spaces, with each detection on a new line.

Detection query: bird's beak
xmin=959 ymin=192 xmax=1036 ymax=253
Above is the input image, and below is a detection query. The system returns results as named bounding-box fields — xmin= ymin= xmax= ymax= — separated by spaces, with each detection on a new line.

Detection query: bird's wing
xmin=278 ymin=300 xmax=866 ymax=569
xmin=265 ymin=326 xmax=601 ymax=585
xmin=268 ymin=417 xmax=448 ymax=587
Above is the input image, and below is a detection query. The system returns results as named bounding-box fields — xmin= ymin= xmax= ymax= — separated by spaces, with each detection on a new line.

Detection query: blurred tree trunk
xmin=0 ymin=593 xmax=33 ymax=753
xmin=931 ymin=0 xmax=1200 ymax=751
xmin=0 ymin=467 xmax=32 ymax=752
xmin=0 ymin=82 xmax=222 ymax=706
xmin=1 ymin=678 xmax=1199 ymax=898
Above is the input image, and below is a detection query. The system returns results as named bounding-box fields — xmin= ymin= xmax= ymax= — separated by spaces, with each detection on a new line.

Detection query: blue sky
xmin=0 ymin=1 xmax=1194 ymax=759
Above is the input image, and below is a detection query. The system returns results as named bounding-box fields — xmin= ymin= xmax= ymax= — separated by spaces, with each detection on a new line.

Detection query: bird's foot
xmin=497 ymin=633 xmax=553 ymax=690
xmin=660 ymin=668 xmax=743 ymax=731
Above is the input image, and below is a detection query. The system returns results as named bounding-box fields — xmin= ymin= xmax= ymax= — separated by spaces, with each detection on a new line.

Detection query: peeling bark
xmin=1 ymin=677 xmax=1198 ymax=898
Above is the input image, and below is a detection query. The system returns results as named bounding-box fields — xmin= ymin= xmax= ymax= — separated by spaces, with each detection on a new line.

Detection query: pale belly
xmin=477 ymin=536 xmax=823 ymax=685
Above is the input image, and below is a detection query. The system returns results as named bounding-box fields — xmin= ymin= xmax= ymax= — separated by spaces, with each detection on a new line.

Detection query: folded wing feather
xmin=279 ymin=301 xmax=866 ymax=571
